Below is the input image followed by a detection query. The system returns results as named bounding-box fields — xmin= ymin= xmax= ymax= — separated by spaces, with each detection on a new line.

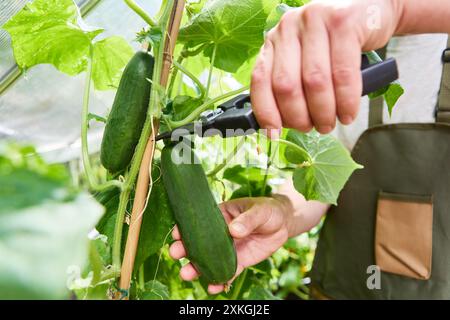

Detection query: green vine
xmin=172 ymin=59 xmax=206 ymax=99
xmin=80 ymin=45 xmax=96 ymax=189
xmin=166 ymin=85 xmax=249 ymax=128
xmin=230 ymin=269 xmax=248 ymax=300
xmin=80 ymin=45 xmax=123 ymax=192
xmin=124 ymin=0 xmax=156 ymax=26
xmin=205 ymin=44 xmax=217 ymax=98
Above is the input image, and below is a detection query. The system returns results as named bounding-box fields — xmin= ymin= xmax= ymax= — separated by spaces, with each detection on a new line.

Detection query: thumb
xmin=229 ymin=204 xmax=271 ymax=239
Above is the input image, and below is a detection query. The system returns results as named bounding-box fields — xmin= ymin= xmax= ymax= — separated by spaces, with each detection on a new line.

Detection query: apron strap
xmin=436 ymin=35 xmax=450 ymax=123
xmin=368 ymin=46 xmax=388 ymax=127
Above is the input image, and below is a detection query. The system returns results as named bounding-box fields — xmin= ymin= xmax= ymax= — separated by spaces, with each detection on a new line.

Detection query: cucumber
xmin=161 ymin=143 xmax=237 ymax=284
xmin=100 ymin=51 xmax=154 ymax=173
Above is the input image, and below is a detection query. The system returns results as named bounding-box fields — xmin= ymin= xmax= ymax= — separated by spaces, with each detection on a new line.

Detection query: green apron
xmin=310 ymin=37 xmax=450 ymax=299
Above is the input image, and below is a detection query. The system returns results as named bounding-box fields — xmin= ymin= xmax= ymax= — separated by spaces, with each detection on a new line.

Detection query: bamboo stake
xmin=118 ymin=0 xmax=185 ymax=296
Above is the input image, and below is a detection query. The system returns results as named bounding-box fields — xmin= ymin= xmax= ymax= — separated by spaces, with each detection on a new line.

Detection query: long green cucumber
xmin=100 ymin=51 xmax=154 ymax=173
xmin=161 ymin=143 xmax=237 ymax=284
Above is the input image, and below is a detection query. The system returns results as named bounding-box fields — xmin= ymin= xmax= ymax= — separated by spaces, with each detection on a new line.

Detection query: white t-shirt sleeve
xmin=332 ymin=33 xmax=448 ymax=150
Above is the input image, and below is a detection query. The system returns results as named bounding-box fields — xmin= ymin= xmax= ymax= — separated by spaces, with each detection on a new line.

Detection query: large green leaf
xmin=0 ymin=193 xmax=103 ymax=299
xmin=179 ymin=0 xmax=277 ymax=72
xmin=95 ymin=188 xmax=120 ymax=243
xmin=0 ymin=144 xmax=70 ymax=213
xmin=170 ymin=95 xmax=204 ymax=121
xmin=3 ymin=0 xmax=101 ymax=76
xmin=3 ymin=0 xmax=133 ymax=90
xmin=223 ymin=165 xmax=272 ymax=186
xmin=223 ymin=165 xmax=273 ymax=198
xmin=92 ymin=36 xmax=134 ymax=90
xmin=284 ymin=130 xmax=363 ymax=205
xmin=0 ymin=145 xmax=104 ymax=299
xmin=0 ymin=169 xmax=67 ymax=214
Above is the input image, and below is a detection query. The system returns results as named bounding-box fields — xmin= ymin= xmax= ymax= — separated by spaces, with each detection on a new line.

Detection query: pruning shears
xmin=156 ymin=55 xmax=398 ymax=141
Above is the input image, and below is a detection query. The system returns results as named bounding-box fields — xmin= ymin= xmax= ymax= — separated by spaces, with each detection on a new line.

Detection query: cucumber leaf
xmin=365 ymin=51 xmax=404 ymax=115
xmin=223 ymin=165 xmax=272 ymax=186
xmin=284 ymin=130 xmax=363 ymax=205
xmin=171 ymin=95 xmax=204 ymax=121
xmin=223 ymin=165 xmax=273 ymax=198
xmin=92 ymin=36 xmax=134 ymax=90
xmin=282 ymin=0 xmax=310 ymax=6
xmin=0 ymin=144 xmax=104 ymax=299
xmin=3 ymin=0 xmax=101 ymax=76
xmin=139 ymin=280 xmax=170 ymax=300
xmin=368 ymin=82 xmax=405 ymax=116
xmin=179 ymin=0 xmax=277 ymax=72
xmin=3 ymin=0 xmax=133 ymax=91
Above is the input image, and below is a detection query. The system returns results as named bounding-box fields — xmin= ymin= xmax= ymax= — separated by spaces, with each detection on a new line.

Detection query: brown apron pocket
xmin=375 ymin=191 xmax=433 ymax=280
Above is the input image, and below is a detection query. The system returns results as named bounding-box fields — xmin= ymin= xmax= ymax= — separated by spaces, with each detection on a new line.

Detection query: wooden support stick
xmin=118 ymin=0 xmax=185 ymax=296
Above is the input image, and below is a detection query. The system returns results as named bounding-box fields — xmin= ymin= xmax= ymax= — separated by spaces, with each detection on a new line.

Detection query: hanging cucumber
xmin=161 ymin=143 xmax=237 ymax=284
xmin=100 ymin=51 xmax=154 ymax=173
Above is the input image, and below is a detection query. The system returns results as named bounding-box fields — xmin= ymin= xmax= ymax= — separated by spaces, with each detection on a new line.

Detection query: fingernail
xmin=231 ymin=222 xmax=246 ymax=235
xmin=340 ymin=115 xmax=353 ymax=125
xmin=317 ymin=125 xmax=333 ymax=134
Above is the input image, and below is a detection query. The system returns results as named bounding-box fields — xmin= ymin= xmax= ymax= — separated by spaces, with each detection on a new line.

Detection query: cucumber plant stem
xmin=181 ymin=43 xmax=208 ymax=57
xmin=168 ymin=56 xmax=184 ymax=98
xmin=80 ymin=45 xmax=96 ymax=189
xmin=261 ymin=140 xmax=273 ymax=195
xmin=205 ymin=44 xmax=217 ymax=98
xmin=112 ymin=178 xmax=132 ymax=268
xmin=138 ymin=265 xmax=145 ymax=290
xmin=124 ymin=0 xmax=156 ymax=26
xmin=172 ymin=59 xmax=206 ymax=98
xmin=365 ymin=50 xmax=382 ymax=64
xmin=167 ymin=85 xmax=249 ymax=128
xmin=230 ymin=269 xmax=248 ymax=300
xmin=80 ymin=46 xmax=123 ymax=192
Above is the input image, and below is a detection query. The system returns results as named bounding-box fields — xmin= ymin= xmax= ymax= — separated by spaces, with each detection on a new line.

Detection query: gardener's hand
xmin=251 ymin=0 xmax=404 ymax=135
xmin=169 ymin=196 xmax=294 ymax=294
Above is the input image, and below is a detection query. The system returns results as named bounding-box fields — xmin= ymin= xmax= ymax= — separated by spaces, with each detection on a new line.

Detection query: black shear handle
xmin=361 ymin=56 xmax=398 ymax=95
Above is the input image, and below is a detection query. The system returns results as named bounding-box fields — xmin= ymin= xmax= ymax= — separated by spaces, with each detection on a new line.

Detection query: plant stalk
xmin=230 ymin=269 xmax=248 ymax=300
xmin=80 ymin=45 xmax=96 ymax=189
xmin=167 ymin=85 xmax=249 ymax=128
xmin=205 ymin=44 xmax=217 ymax=98
xmin=80 ymin=46 xmax=123 ymax=192
xmin=172 ymin=59 xmax=206 ymax=98
xmin=168 ymin=56 xmax=184 ymax=98
xmin=261 ymin=140 xmax=273 ymax=195
xmin=124 ymin=0 xmax=156 ymax=26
